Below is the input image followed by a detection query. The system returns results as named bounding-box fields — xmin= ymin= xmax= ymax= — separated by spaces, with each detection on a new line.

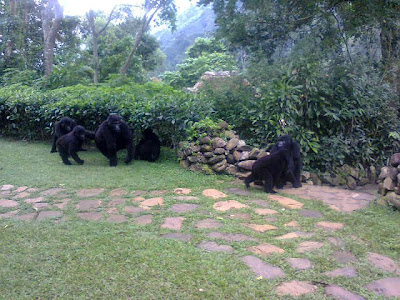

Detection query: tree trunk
xmin=87 ymin=10 xmax=100 ymax=83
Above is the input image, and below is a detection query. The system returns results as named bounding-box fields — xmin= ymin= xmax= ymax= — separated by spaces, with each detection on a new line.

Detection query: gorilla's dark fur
xmin=95 ymin=114 xmax=134 ymax=167
xmin=51 ymin=117 xmax=77 ymax=153
xmin=270 ymin=135 xmax=302 ymax=188
xmin=245 ymin=149 xmax=290 ymax=193
xmin=134 ymin=128 xmax=160 ymax=162
xmin=56 ymin=125 xmax=87 ymax=165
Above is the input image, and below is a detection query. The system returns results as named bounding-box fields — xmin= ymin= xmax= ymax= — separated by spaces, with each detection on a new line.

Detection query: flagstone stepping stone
xmin=213 ymin=200 xmax=248 ymax=211
xmin=328 ymin=237 xmax=344 ymax=248
xmin=287 ymin=258 xmax=313 ymax=270
xmin=106 ymin=207 xmax=119 ymax=214
xmin=276 ymin=232 xmax=313 ymax=240
xmin=173 ymin=188 xmax=191 ymax=195
xmin=108 ymin=198 xmax=126 ymax=206
xmin=77 ymin=212 xmax=103 ymax=221
xmin=333 ymin=251 xmax=357 ymax=264
xmin=40 ymin=188 xmax=65 ymax=196
xmin=33 ymin=203 xmax=50 ymax=210
xmin=285 ymin=220 xmax=299 ymax=227
xmin=76 ymin=188 xmax=105 ymax=198
xmin=241 ymin=255 xmax=285 ymax=279
xmin=135 ymin=215 xmax=153 ymax=225
xmin=324 ymin=267 xmax=358 ymax=278
xmin=27 ymin=188 xmax=39 ymax=193
xmin=269 ymin=195 xmax=304 ymax=209
xmin=169 ymin=203 xmax=199 ymax=213
xmin=15 ymin=186 xmax=28 ymax=193
xmin=276 ymin=281 xmax=317 ymax=297
xmin=161 ymin=217 xmax=185 ymax=230
xmin=299 ymin=209 xmax=324 ymax=218
xmin=109 ymin=188 xmax=128 ymax=197
xmin=197 ymin=241 xmax=234 ymax=253
xmin=0 ymin=199 xmax=19 ymax=208
xmin=106 ymin=214 xmax=126 ymax=223
xmin=150 ymin=190 xmax=168 ymax=196
xmin=133 ymin=196 xmax=146 ymax=202
xmin=249 ymin=200 xmax=270 ymax=208
xmin=1 ymin=191 xmax=11 ymax=197
xmin=254 ymin=208 xmax=278 ymax=215
xmin=37 ymin=211 xmax=62 ymax=221
xmin=248 ymin=243 xmax=285 ymax=256
xmin=195 ymin=219 xmax=222 ymax=229
xmin=367 ymin=253 xmax=400 ymax=275
xmin=14 ymin=192 xmax=30 ymax=199
xmin=53 ymin=199 xmax=71 ymax=210
xmin=140 ymin=197 xmax=164 ymax=208
xmin=76 ymin=200 xmax=102 ymax=211
xmin=243 ymin=223 xmax=277 ymax=232
xmin=317 ymin=221 xmax=344 ymax=231
xmin=297 ymin=241 xmax=324 ymax=253
xmin=15 ymin=213 xmax=37 ymax=221
xmin=324 ymin=284 xmax=365 ymax=300
xmin=1 ymin=184 xmax=14 ymax=191
xmin=124 ymin=206 xmax=146 ymax=214
xmin=0 ymin=209 xmax=20 ymax=218
xmin=225 ymin=188 xmax=252 ymax=196
xmin=208 ymin=232 xmax=258 ymax=242
xmin=265 ymin=216 xmax=278 ymax=223
xmin=227 ymin=213 xmax=251 ymax=220
xmin=202 ymin=189 xmax=227 ymax=199
xmin=173 ymin=196 xmax=199 ymax=201
xmin=25 ymin=197 xmax=45 ymax=204
xmin=161 ymin=233 xmax=192 ymax=242
xmin=131 ymin=190 xmax=147 ymax=197
xmin=366 ymin=277 xmax=400 ymax=297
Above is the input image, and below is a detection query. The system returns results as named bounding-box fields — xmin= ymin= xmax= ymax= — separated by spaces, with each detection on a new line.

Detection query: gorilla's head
xmin=73 ymin=125 xmax=87 ymax=141
xmin=59 ymin=117 xmax=76 ymax=133
xmin=106 ymin=115 xmax=123 ymax=133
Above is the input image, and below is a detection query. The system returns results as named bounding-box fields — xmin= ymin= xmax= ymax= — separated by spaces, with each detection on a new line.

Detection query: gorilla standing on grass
xmin=95 ymin=114 xmax=134 ymax=167
xmin=50 ymin=117 xmax=77 ymax=153
xmin=135 ymin=128 xmax=160 ymax=162
xmin=56 ymin=125 xmax=87 ymax=165
xmin=270 ymin=135 xmax=302 ymax=188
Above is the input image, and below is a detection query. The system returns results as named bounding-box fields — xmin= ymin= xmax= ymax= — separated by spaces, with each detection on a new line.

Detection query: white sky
xmin=59 ymin=0 xmax=193 ymax=16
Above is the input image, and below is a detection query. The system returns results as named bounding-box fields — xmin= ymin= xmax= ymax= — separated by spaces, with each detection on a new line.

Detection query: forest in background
xmin=1 ymin=0 xmax=400 ymax=172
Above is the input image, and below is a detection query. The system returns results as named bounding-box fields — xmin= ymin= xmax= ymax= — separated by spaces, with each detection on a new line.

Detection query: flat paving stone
xmin=76 ymin=188 xmax=104 ymax=198
xmin=13 ymin=192 xmax=30 ymax=199
xmin=140 ymin=197 xmax=164 ymax=208
xmin=40 ymin=188 xmax=66 ymax=196
xmin=324 ymin=284 xmax=365 ymax=300
xmin=77 ymin=212 xmax=103 ymax=221
xmin=333 ymin=251 xmax=357 ymax=264
xmin=227 ymin=213 xmax=251 ymax=220
xmin=284 ymin=185 xmax=375 ymax=213
xmin=287 ymin=258 xmax=313 ymax=270
xmin=241 ymin=255 xmax=285 ymax=279
xmin=324 ymin=267 xmax=358 ymax=278
xmin=15 ymin=186 xmax=28 ymax=193
xmin=124 ymin=206 xmax=146 ymax=214
xmin=195 ymin=219 xmax=222 ymax=229
xmin=276 ymin=232 xmax=313 ymax=240
xmin=25 ymin=197 xmax=45 ymax=204
xmin=225 ymin=188 xmax=252 ymax=196
xmin=173 ymin=196 xmax=199 ymax=201
xmin=249 ymin=200 xmax=270 ymax=208
xmin=169 ymin=203 xmax=199 ymax=213
xmin=1 ymin=184 xmax=14 ymax=191
xmin=0 ymin=210 xmax=20 ymax=219
xmin=265 ymin=216 xmax=278 ymax=223
xmin=76 ymin=200 xmax=102 ymax=211
xmin=36 ymin=211 xmax=62 ymax=221
xmin=299 ymin=209 xmax=324 ymax=218
xmin=27 ymin=188 xmax=39 ymax=193
xmin=14 ymin=213 xmax=37 ymax=221
xmin=161 ymin=217 xmax=185 ymax=230
xmin=208 ymin=232 xmax=258 ymax=242
xmin=53 ymin=199 xmax=71 ymax=210
xmin=243 ymin=223 xmax=277 ymax=232
xmin=269 ymin=194 xmax=304 ymax=209
xmin=276 ymin=280 xmax=317 ymax=297
xmin=366 ymin=277 xmax=400 ymax=297
xmin=173 ymin=188 xmax=191 ymax=195
xmin=297 ymin=241 xmax=324 ymax=253
xmin=161 ymin=233 xmax=192 ymax=242
xmin=135 ymin=215 xmax=153 ymax=225
xmin=285 ymin=220 xmax=299 ymax=227
xmin=248 ymin=243 xmax=285 ymax=256
xmin=133 ymin=196 xmax=146 ymax=202
xmin=254 ymin=208 xmax=278 ymax=215
xmin=33 ymin=203 xmax=50 ymax=210
xmin=213 ymin=200 xmax=248 ymax=211
xmin=317 ymin=221 xmax=345 ymax=231
xmin=108 ymin=198 xmax=126 ymax=206
xmin=197 ymin=241 xmax=234 ymax=252
xmin=109 ymin=188 xmax=128 ymax=197
xmin=149 ymin=190 xmax=168 ymax=196
xmin=106 ymin=207 xmax=119 ymax=214
xmin=0 ymin=199 xmax=19 ymax=208
xmin=367 ymin=253 xmax=400 ymax=275
xmin=202 ymin=189 xmax=227 ymax=199
xmin=328 ymin=237 xmax=345 ymax=248
xmin=106 ymin=214 xmax=126 ymax=223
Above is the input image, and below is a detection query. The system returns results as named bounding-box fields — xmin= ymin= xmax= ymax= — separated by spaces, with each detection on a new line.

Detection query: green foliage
xmin=187 ymin=37 xmax=226 ymax=58
xmin=185 ymin=117 xmax=230 ymax=140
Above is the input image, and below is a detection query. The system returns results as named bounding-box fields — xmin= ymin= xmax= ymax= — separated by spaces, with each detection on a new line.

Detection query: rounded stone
xmin=241 ymin=255 xmax=285 ymax=279
xmin=287 ymin=258 xmax=313 ymax=270
xmin=202 ymin=189 xmax=227 ymax=199
xmin=197 ymin=241 xmax=233 ymax=252
xmin=195 ymin=219 xmax=222 ymax=229
xmin=276 ymin=281 xmax=317 ymax=297
xmin=325 ymin=284 xmax=365 ymax=300
xmin=248 ymin=243 xmax=285 ymax=256
xmin=366 ymin=277 xmax=400 ymax=297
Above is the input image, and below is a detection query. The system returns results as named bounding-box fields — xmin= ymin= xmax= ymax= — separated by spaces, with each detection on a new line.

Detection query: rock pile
xmin=178 ymin=133 xmax=269 ymax=179
xmin=377 ymin=153 xmax=400 ymax=209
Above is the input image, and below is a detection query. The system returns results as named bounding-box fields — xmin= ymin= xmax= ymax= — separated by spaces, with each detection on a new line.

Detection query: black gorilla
xmin=95 ymin=114 xmax=134 ymax=167
xmin=245 ymin=149 xmax=290 ymax=193
xmin=270 ymin=135 xmax=302 ymax=188
xmin=56 ymin=125 xmax=87 ymax=165
xmin=134 ymin=128 xmax=161 ymax=162
xmin=50 ymin=117 xmax=77 ymax=153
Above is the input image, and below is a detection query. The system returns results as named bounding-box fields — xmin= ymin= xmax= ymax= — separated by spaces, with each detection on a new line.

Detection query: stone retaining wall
xmin=377 ymin=153 xmax=400 ymax=209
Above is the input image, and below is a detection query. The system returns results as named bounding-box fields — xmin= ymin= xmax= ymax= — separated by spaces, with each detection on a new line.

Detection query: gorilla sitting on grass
xmin=134 ymin=128 xmax=161 ymax=162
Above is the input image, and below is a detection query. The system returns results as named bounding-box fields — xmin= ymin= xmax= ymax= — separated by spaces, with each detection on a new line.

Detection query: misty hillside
xmin=155 ymin=5 xmax=216 ymax=70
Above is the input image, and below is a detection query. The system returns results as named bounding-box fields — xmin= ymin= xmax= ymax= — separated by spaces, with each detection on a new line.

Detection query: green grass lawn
xmin=0 ymin=138 xmax=399 ymax=299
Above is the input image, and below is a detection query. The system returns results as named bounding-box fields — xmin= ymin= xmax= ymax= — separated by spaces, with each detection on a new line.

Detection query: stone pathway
xmin=1 ymin=183 xmax=399 ymax=298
